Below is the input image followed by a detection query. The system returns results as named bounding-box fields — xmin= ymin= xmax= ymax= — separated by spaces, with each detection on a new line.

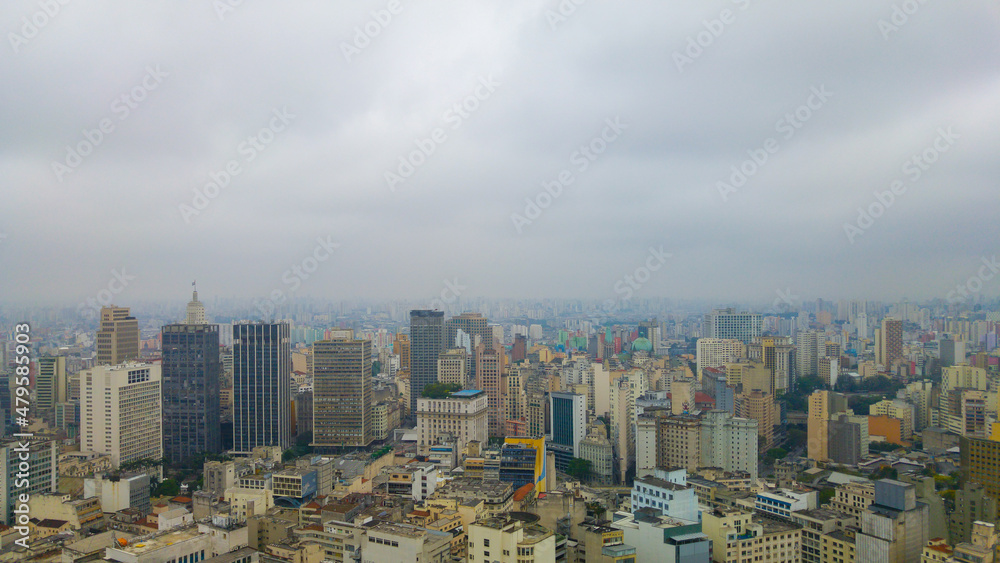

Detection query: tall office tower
xmin=524 ymin=365 xmax=546 ymax=437
xmin=0 ymin=439 xmax=58 ymax=525
xmin=940 ymin=336 xmax=965 ymax=367
xmin=748 ymin=336 xmax=796 ymax=392
xmin=80 ymin=363 xmax=162 ymax=468
xmin=807 ymin=390 xmax=848 ymax=462
xmin=818 ymin=356 xmax=840 ymax=388
xmin=512 ymin=334 xmax=527 ymax=363
xmin=737 ymin=390 xmax=776 ymax=450
xmin=701 ymin=308 xmax=762 ymax=343
xmin=878 ymin=317 xmax=903 ymax=369
xmin=393 ymin=333 xmax=411 ymax=372
xmin=161 ymin=321 xmax=221 ymax=463
xmin=96 ymin=306 xmax=139 ymax=366
xmin=796 ymin=329 xmax=825 ymax=378
xmin=312 ymin=333 xmax=373 ymax=450
xmin=700 ymin=410 xmax=759 ymax=481
xmin=857 ymin=312 xmax=869 ymax=338
xmin=503 ymin=365 xmax=526 ymax=425
xmin=696 ymin=338 xmax=746 ymax=378
xmin=437 ymin=348 xmax=468 ymax=387
xmin=447 ymin=312 xmax=493 ymax=384
xmin=232 ymin=322 xmax=291 ymax=453
xmin=549 ymin=391 xmax=586 ymax=472
xmin=185 ymin=284 xmax=206 ymax=324
xmin=856 ymin=480 xmax=929 ymax=562
xmin=36 ymin=356 xmax=67 ymax=423
xmin=638 ymin=319 xmax=660 ymax=355
xmin=478 ymin=346 xmax=506 ymax=437
xmin=409 ymin=310 xmax=445 ymax=417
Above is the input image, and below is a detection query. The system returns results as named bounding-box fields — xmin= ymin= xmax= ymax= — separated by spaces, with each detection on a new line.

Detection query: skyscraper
xmin=447 ymin=312 xmax=493 ymax=384
xmin=233 ymin=322 xmax=291 ymax=453
xmin=549 ymin=391 xmax=586 ymax=472
xmin=409 ymin=310 xmax=445 ymax=417
xmin=80 ymin=363 xmax=162 ymax=468
xmin=701 ymin=308 xmax=762 ymax=343
xmin=96 ymin=306 xmax=139 ymax=366
xmin=185 ymin=283 xmax=207 ymax=324
xmin=312 ymin=333 xmax=373 ymax=450
xmin=878 ymin=317 xmax=903 ymax=369
xmin=36 ymin=356 xmax=66 ymax=423
xmin=161 ymin=309 xmax=221 ymax=463
xmin=478 ymin=346 xmax=505 ymax=437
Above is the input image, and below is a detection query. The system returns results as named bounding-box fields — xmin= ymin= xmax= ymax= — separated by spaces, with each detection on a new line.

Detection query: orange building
xmin=868 ymin=415 xmax=906 ymax=446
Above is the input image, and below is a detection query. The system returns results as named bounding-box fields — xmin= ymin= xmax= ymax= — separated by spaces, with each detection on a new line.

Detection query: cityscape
xmin=2 ymin=1 xmax=999 ymax=562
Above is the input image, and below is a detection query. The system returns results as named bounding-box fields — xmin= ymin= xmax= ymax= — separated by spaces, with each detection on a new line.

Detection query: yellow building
xmin=820 ymin=528 xmax=856 ymax=563
xmin=504 ymin=436 xmax=547 ymax=494
xmin=702 ymin=507 xmax=802 ymax=563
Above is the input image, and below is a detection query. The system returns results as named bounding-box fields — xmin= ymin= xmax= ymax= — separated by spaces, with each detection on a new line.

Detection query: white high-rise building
xmin=185 ymin=284 xmax=206 ymax=325
xmin=696 ymin=338 xmax=747 ymax=378
xmin=796 ymin=329 xmax=825 ymax=378
xmin=80 ymin=363 xmax=162 ymax=468
xmin=702 ymin=308 xmax=762 ymax=343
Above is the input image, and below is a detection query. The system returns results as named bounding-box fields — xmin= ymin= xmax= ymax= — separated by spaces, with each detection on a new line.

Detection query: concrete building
xmin=372 ymin=400 xmax=400 ymax=441
xmin=829 ymin=481 xmax=874 ymax=520
xmin=467 ymin=512 xmax=556 ymax=563
xmin=27 ymin=493 xmax=103 ymax=530
xmin=702 ymin=507 xmax=803 ymax=563
xmin=0 ymin=439 xmax=58 ymax=526
xmin=870 ymin=399 xmax=915 ymax=440
xmin=84 ymin=472 xmax=151 ymax=515
xmin=748 ymin=335 xmax=797 ymax=393
xmin=877 ymin=318 xmax=903 ymax=370
xmin=96 ymin=306 xmax=140 ymax=366
xmin=790 ymin=508 xmax=856 ymax=563
xmin=103 ymin=525 xmax=215 ymax=563
xmin=437 ymin=348 xmax=468 ymax=387
xmin=611 ymin=508 xmax=710 ymax=563
xmin=36 ymin=356 xmax=67 ymax=423
xmin=232 ymin=322 xmax=291 ymax=453
xmin=755 ymin=489 xmax=817 ymax=521
xmin=701 ymin=309 xmax=762 ymax=344
xmin=950 ymin=482 xmax=998 ymax=546
xmin=631 ymin=468 xmax=698 ymax=521
xmin=700 ymin=410 xmax=758 ymax=481
xmin=431 ymin=478 xmax=513 ymax=519
xmin=856 ymin=479 xmax=929 ymax=563
xmin=312 ymin=334 xmax=373 ymax=450
xmin=417 ymin=389 xmax=488 ymax=456
xmin=578 ymin=427 xmax=614 ymax=485
xmin=797 ymin=329 xmax=826 ymax=378
xmin=738 ymin=389 xmax=776 ymax=450
xmin=478 ymin=346 xmax=506 ymax=437
xmin=808 ymin=390 xmax=848 ymax=462
xmin=943 ymin=364 xmax=988 ymax=393
xmin=362 ymin=521 xmax=451 ymax=563
xmin=80 ymin=363 xmax=162 ymax=468
xmin=696 ymin=338 xmax=746 ymax=378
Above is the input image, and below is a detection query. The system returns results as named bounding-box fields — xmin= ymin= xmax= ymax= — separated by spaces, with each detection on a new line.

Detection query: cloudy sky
xmin=1 ymin=0 xmax=998 ymax=307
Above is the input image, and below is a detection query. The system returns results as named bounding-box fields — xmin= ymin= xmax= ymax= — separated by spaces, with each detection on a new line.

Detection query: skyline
xmin=2 ymin=1 xmax=999 ymax=306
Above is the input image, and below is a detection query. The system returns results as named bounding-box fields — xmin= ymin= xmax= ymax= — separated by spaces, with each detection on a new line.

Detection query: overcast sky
xmin=1 ymin=0 xmax=998 ymax=307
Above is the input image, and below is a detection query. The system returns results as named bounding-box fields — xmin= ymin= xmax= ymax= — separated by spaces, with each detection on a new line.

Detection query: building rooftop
xmin=366 ymin=521 xmax=428 ymax=539
xmin=110 ymin=525 xmax=203 ymax=555
xmin=635 ymin=476 xmax=688 ymax=491
xmin=451 ymin=389 xmax=485 ymax=397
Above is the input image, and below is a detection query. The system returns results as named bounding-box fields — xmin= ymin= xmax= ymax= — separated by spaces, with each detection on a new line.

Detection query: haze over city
xmin=2 ymin=1 xmax=999 ymax=306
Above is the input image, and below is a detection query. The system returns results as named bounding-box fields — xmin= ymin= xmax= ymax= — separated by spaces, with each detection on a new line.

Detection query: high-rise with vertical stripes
xmin=232 ymin=322 xmax=291 ymax=453
xmin=409 ymin=310 xmax=444 ymax=417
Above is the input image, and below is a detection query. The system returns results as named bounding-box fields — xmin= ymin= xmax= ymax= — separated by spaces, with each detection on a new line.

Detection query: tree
xmin=818 ymin=488 xmax=836 ymax=505
xmin=786 ymin=428 xmax=807 ymax=450
xmin=567 ymin=458 xmax=592 ymax=481
xmin=766 ymin=448 xmax=788 ymax=462
xmin=154 ymin=478 xmax=180 ymax=498
xmin=421 ymin=382 xmax=462 ymax=399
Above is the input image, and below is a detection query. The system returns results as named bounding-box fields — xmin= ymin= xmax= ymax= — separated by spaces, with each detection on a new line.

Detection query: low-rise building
xmin=631 ymin=468 xmax=698 ymax=521
xmin=361 ymin=521 xmax=451 ymax=563
xmin=611 ymin=508 xmax=710 ymax=562
xmin=27 ymin=494 xmax=103 ymax=530
xmin=702 ymin=507 xmax=802 ymax=563
xmin=755 ymin=489 xmax=817 ymax=521
xmin=384 ymin=462 xmax=437 ymax=501
xmin=431 ymin=478 xmax=513 ymax=519
xmin=468 ymin=512 xmax=557 ymax=563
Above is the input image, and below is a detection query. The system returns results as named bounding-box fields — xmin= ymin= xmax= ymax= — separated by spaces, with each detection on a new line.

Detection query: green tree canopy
xmin=567 ymin=458 xmax=592 ymax=481
xmin=421 ymin=382 xmax=462 ymax=398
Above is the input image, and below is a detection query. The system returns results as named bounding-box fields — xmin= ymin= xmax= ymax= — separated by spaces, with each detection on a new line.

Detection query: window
xmin=484 ymin=539 xmax=490 ymax=547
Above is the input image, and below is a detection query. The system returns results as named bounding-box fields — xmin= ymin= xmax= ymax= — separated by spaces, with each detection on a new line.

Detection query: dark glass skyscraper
xmin=233 ymin=322 xmax=291 ymax=453
xmin=409 ymin=310 xmax=444 ymax=417
xmin=162 ymin=323 xmax=221 ymax=462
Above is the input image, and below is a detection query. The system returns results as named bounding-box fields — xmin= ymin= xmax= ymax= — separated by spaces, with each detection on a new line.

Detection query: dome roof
xmin=631 ymin=337 xmax=652 ymax=351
